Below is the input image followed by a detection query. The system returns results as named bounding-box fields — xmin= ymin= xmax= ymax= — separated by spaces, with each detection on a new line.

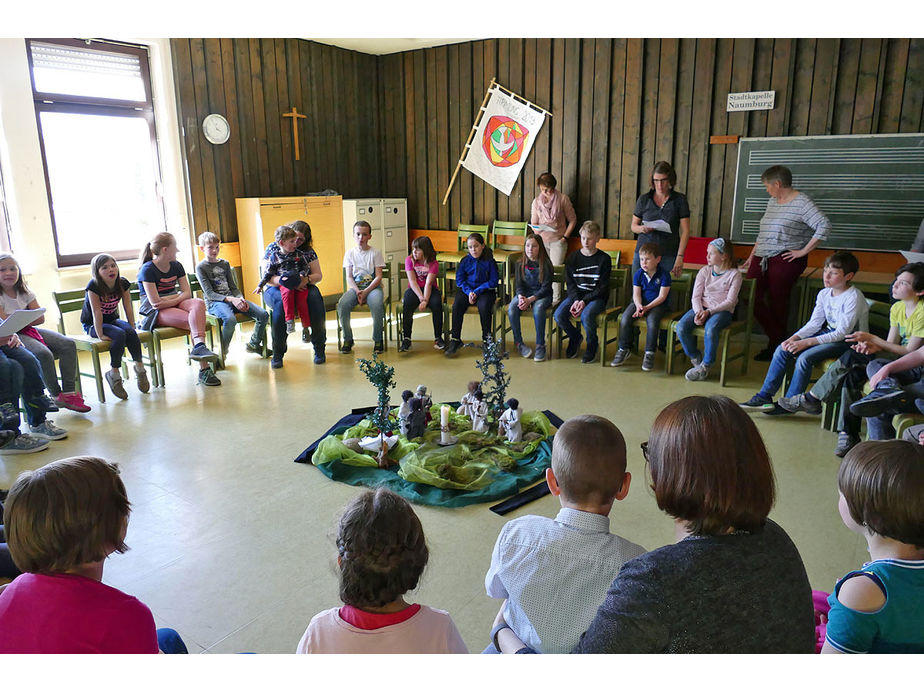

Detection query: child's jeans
xmin=617 ymin=303 xmax=667 ymax=353
xmin=207 ymin=300 xmax=270 ymax=353
xmin=0 ymin=345 xmax=46 ymax=427
xmin=757 ymin=332 xmax=850 ymax=400
xmin=17 ymin=328 xmax=78 ymax=396
xmin=863 ymin=359 xmax=924 ymax=440
xmin=554 ymin=297 xmax=605 ymax=349
xmin=402 ymin=287 xmax=443 ymax=340
xmin=85 ymin=319 xmax=144 ymax=370
xmin=674 ymin=309 xmax=733 ymax=366
xmin=508 ymin=296 xmax=550 ymax=346
xmin=338 ymin=287 xmax=385 ymax=343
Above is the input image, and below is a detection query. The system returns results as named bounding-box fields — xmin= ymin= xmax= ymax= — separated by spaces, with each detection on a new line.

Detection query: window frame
xmin=26 ymin=37 xmax=166 ymax=267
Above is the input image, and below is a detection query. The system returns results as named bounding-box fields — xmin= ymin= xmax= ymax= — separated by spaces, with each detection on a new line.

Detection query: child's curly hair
xmin=336 ymin=487 xmax=429 ymax=608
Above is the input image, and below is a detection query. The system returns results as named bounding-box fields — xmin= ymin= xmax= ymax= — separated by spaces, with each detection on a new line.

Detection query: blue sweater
xmin=456 ymin=255 xmax=499 ymax=295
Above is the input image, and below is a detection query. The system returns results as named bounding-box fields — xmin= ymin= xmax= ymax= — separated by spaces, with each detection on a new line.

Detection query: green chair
xmin=51 ymin=288 xmax=158 ymax=403
xmin=436 ymin=223 xmax=489 ymax=265
xmin=336 ymin=264 xmax=393 ymax=352
xmin=195 ymin=268 xmax=270 ymax=370
xmin=490 ymin=220 xmax=529 ymax=265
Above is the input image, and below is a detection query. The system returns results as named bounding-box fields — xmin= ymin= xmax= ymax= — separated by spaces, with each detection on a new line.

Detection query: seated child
xmin=610 ymin=241 xmax=671 ymax=371
xmin=399 ymin=235 xmax=443 ymax=352
xmin=779 ymin=262 xmax=924 ymax=456
xmin=296 ymin=487 xmax=467 ymax=653
xmin=820 ymin=440 xmax=924 ymax=653
xmin=740 ymin=252 xmax=868 ymax=415
xmin=0 ymin=455 xmax=187 ymax=653
xmin=196 ymin=231 xmax=270 ymax=358
xmin=0 ymin=333 xmax=65 ymax=449
xmin=256 ymin=225 xmax=312 ymax=338
xmin=508 ymin=233 xmax=553 ymax=362
xmin=337 ymin=220 xmax=386 ymax=354
xmin=554 ymin=221 xmax=611 ymax=363
xmin=673 ymin=237 xmax=742 ymax=381
xmin=849 ymin=342 xmax=924 ymax=440
xmin=445 ymin=232 xmax=498 ymax=357
xmin=484 ymin=414 xmax=645 ymax=653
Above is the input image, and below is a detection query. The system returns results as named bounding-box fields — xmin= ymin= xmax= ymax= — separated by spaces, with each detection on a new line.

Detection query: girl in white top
xmin=0 ymin=254 xmax=89 ymax=414
xmin=296 ymin=487 xmax=467 ymax=654
xmin=674 ymin=238 xmax=743 ymax=382
xmin=337 ymin=220 xmax=386 ymax=353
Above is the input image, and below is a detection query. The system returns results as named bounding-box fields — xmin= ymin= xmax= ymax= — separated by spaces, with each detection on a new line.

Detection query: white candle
xmin=440 ymin=405 xmax=450 ymax=429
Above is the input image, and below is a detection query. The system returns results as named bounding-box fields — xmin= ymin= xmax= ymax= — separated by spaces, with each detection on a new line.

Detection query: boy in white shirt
xmin=337 ymin=221 xmax=386 ymax=354
xmin=740 ymin=252 xmax=868 ymax=415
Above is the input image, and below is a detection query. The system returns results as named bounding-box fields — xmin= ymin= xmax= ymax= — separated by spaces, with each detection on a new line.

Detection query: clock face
xmin=203 ymin=114 xmax=230 ymax=144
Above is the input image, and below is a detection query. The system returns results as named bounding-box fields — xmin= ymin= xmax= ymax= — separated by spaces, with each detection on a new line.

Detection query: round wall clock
xmin=202 ymin=113 xmax=230 ymax=144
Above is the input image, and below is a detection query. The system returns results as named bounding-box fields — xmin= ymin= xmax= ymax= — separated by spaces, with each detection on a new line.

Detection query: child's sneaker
xmin=610 ymin=348 xmax=629 ymax=367
xmin=641 ymin=351 xmax=655 ymax=372
xmin=581 ymin=345 xmax=597 ymax=364
xmin=534 ymin=344 xmax=546 ymax=362
xmin=777 ymin=393 xmax=822 ymax=415
xmin=0 ymin=402 xmax=20 ymax=428
xmin=29 ymin=420 xmax=68 ymax=441
xmin=515 ymin=342 xmax=532 ymax=359
xmin=0 ymin=433 xmax=49 ymax=455
xmin=685 ymin=363 xmax=710 ymax=381
xmin=55 ymin=392 xmax=91 ymax=413
xmin=198 ymin=367 xmax=221 ymax=386
xmin=565 ymin=335 xmax=583 ymax=359
xmin=399 ymin=337 xmax=412 ymax=352
xmin=31 ymin=394 xmax=59 ymax=412
xmin=444 ymin=339 xmax=462 ymax=357
xmin=133 ymin=364 xmax=150 ymax=393
xmin=834 ymin=431 xmax=860 ymax=457
xmin=434 ymin=337 xmax=446 ymax=350
xmin=285 ymin=319 xmax=295 ymax=334
xmin=105 ymin=370 xmax=128 ymax=400
xmin=340 ymin=340 xmax=353 ymax=354
xmin=739 ymin=394 xmax=773 ymax=410
xmin=189 ymin=343 xmax=219 ymax=362
xmin=313 ymin=348 xmax=325 ymax=364
xmin=302 ymin=327 xmax=311 ymax=343
xmin=373 ymin=341 xmax=385 ymax=354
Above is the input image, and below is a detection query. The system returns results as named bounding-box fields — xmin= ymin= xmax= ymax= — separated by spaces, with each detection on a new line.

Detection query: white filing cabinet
xmin=342 ymin=198 xmax=408 ymax=299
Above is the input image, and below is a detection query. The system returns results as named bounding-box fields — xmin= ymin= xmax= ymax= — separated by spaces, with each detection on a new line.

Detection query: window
xmin=0 ymin=167 xmax=11 ymax=253
xmin=27 ymin=38 xmax=166 ymax=267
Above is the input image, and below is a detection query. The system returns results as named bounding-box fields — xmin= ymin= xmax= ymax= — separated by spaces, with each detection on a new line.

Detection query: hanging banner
xmin=459 ymin=85 xmax=547 ymax=196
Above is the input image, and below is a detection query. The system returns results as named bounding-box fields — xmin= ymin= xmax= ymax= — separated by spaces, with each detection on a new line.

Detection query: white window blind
xmin=31 ymin=41 xmax=147 ymax=102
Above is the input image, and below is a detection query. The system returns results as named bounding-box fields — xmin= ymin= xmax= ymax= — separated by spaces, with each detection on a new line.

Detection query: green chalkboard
xmin=731 ymin=134 xmax=924 ymax=252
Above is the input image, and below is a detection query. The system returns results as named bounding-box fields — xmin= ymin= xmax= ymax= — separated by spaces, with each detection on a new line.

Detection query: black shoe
xmin=373 ymin=341 xmax=385 ymax=354
xmin=753 ymin=347 xmax=774 ymax=362
xmin=340 ymin=340 xmax=353 ymax=354
xmin=198 ymin=367 xmax=221 ymax=386
xmin=271 ymin=358 xmax=283 ymax=369
xmin=834 ymin=432 xmax=860 ymax=457
xmin=434 ymin=337 xmax=446 ymax=350
xmin=302 ymin=327 xmax=310 ymax=343
xmin=849 ymin=387 xmax=913 ymax=418
xmin=245 ymin=341 xmax=271 ymax=356
xmin=762 ymin=403 xmax=793 ymax=416
xmin=444 ymin=339 xmax=462 ymax=357
xmin=399 ymin=337 xmax=412 ymax=352
xmin=314 ymin=349 xmax=325 ymax=364
xmin=581 ymin=345 xmax=597 ymax=364
xmin=30 ymin=394 xmax=59 ymax=413
xmin=565 ymin=336 xmax=583 ymax=359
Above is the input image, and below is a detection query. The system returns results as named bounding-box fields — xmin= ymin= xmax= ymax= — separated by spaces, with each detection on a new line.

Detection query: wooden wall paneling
xmin=470 ymin=43 xmax=484 ymax=225
xmin=447 ymin=44 xmax=461 ymax=228
xmin=852 ymin=38 xmax=883 ymax=134
xmin=748 ymin=38 xmax=774 ymax=139
xmin=204 ymin=38 xmax=235 ymax=241
xmin=577 ymin=38 xmax=595 ymax=221
xmin=358 ymin=53 xmax=379 ymax=197
xmin=871 ymin=40 xmax=890 ymax=137
xmin=789 ymin=38 xmax=816 ymax=136
xmin=482 ymin=40 xmax=497 ymax=226
xmin=720 ymin=39 xmax=754 ymax=237
xmin=533 ymin=38 xmax=552 ymax=190
xmin=605 ymin=38 xmax=627 ymax=237
xmin=703 ymin=37 xmax=733 ymax=238
xmin=456 ymin=42 xmax=473 ymax=224
xmin=561 ymin=39 xmax=580 ymax=218
xmin=259 ymin=39 xmax=283 ymax=195
xmin=401 ymin=53 xmax=418 ymax=225
xmin=348 ymin=50 xmax=364 ymax=195
xmin=171 ymin=39 xmax=208 ymax=241
xmin=619 ymin=39 xmax=644 ymax=240
xmin=434 ymin=46 xmax=450 ymax=229
xmin=899 ymin=38 xmax=923 ymax=132
xmin=824 ymin=39 xmax=841 ymax=135
xmin=391 ymin=53 xmax=409 ymax=198
xmin=831 ymin=38 xmax=861 ymax=135
xmin=878 ymin=38 xmax=909 ymax=134
xmin=590 ymin=39 xmax=611 ymax=233
xmin=672 ymin=38 xmax=694 ymax=196
xmin=521 ymin=38 xmax=537 ymax=224
xmin=303 ymin=42 xmax=321 ymax=192
xmin=317 ymin=43 xmax=338 ymax=192
xmin=424 ymin=49 xmax=439 ymax=227
xmin=231 ymin=39 xmax=256 ymax=194
xmin=639 ymin=39 xmax=659 ymax=183
xmin=550 ymin=38 xmax=565 ymax=209
xmin=807 ymin=38 xmax=837 ymax=135
xmin=220 ymin=39 xmax=245 ymax=216
xmin=271 ymin=39 xmax=292 ymax=193
xmin=412 ymin=51 xmax=428 ymax=227
xmin=247 ymin=39 xmax=269 ymax=196
xmin=655 ymin=39 xmax=678 ymax=168
xmin=766 ymin=38 xmax=795 ymax=137
xmin=686 ymin=39 xmax=714 ymax=239
xmin=379 ymin=55 xmax=393 ymax=196
xmin=494 ymin=39 xmax=509 ymax=222
xmin=284 ymin=39 xmax=304 ymax=194
xmin=190 ymin=39 xmax=222 ymax=236
xmin=507 ymin=38 xmax=524 ymax=221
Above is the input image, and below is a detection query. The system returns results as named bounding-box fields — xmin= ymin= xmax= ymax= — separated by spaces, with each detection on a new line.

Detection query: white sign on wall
xmin=727 ymin=91 xmax=775 ymax=112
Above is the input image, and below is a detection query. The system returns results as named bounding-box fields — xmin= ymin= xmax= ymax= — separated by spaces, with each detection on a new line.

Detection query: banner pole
xmin=442 ymin=77 xmax=497 ymax=206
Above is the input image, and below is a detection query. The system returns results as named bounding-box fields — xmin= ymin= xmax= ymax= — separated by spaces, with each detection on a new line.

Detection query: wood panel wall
xmin=172 ymin=38 xmax=923 ymax=244
xmin=380 ymin=37 xmax=924 ymax=239
xmin=170 ymin=38 xmax=381 ymax=243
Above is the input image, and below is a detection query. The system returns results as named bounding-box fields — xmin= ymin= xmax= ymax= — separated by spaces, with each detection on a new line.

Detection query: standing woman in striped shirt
xmin=742 ymin=165 xmax=831 ymax=360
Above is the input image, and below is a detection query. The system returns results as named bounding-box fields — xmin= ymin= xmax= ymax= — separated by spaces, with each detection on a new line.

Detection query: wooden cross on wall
xmin=282 ymin=106 xmax=308 ymax=160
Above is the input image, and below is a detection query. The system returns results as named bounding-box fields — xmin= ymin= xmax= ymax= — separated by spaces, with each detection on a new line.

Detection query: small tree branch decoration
xmin=356 ymin=354 xmax=397 ymax=467
xmin=475 ymin=336 xmax=511 ymax=423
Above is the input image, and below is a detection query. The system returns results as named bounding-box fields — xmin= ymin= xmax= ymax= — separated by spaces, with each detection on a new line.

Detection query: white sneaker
xmin=685 ymin=363 xmax=710 ymax=381
xmin=30 ymin=420 xmax=69 ymax=441
xmin=1 ymin=433 xmax=49 ymax=454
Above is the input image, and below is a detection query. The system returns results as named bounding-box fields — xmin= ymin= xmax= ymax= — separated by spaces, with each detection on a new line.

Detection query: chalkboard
xmin=731 ymin=134 xmax=924 ymax=252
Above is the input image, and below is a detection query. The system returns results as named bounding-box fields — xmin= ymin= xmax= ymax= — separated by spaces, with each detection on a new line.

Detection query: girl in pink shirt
xmin=296 ymin=487 xmax=467 ymax=654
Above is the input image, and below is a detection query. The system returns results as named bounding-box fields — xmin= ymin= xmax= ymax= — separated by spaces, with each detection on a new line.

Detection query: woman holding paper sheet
xmin=630 ymin=161 xmax=691 ymax=278
xmin=530 ymin=172 xmax=577 ymax=303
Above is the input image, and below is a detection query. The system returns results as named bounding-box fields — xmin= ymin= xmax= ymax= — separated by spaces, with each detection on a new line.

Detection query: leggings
xmin=154 ymin=298 xmax=208 ymax=341
xmin=17 ymin=328 xmax=78 ymax=395
xmin=0 ymin=346 xmax=46 ymax=426
xmin=451 ymin=290 xmax=495 ymax=341
xmin=402 ymin=287 xmax=443 ymax=339
xmin=280 ymin=286 xmax=311 ymax=326
xmin=86 ymin=319 xmax=144 ymax=369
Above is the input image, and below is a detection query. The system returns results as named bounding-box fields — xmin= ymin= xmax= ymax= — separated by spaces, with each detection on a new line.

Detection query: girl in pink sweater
xmin=673 ymin=238 xmax=743 ymax=381
xmin=296 ymin=488 xmax=467 ymax=654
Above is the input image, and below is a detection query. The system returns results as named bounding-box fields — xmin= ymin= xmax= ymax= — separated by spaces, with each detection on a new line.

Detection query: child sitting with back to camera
xmin=255 ymin=225 xmax=311 ymax=338
xmin=819 ymin=440 xmax=924 ymax=653
xmin=673 ymin=237 xmax=742 ymax=381
xmin=296 ymin=487 xmax=467 ymax=653
xmin=610 ymin=242 xmax=671 ymax=371
xmin=740 ymin=251 xmax=867 ymax=415
xmin=485 ymin=414 xmax=645 ymax=653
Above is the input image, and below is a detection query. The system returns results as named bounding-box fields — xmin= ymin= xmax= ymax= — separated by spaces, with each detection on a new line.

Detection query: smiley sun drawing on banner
xmin=482 ymin=115 xmax=530 ymax=167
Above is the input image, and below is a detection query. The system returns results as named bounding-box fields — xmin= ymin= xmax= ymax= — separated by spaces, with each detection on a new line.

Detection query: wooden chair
xmin=490 ymin=220 xmax=529 ymax=266
xmin=435 ymin=223 xmax=489 ymax=265
xmin=553 ymin=267 xmax=629 ymax=361
xmin=51 ymin=288 xmax=158 ymax=403
xmin=665 ymin=276 xmax=757 ymax=386
xmin=132 ymin=282 xmax=202 ymax=388
xmin=196 ymin=268 xmax=270 ymax=370
xmin=336 ymin=264 xmax=393 ymax=351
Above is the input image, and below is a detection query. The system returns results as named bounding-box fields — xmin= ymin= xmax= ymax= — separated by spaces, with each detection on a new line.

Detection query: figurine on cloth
xmin=471 ymin=390 xmax=489 ymax=433
xmin=397 ymin=389 xmax=414 ymax=436
xmin=416 ymin=384 xmax=433 ymax=423
xmin=457 ymin=381 xmax=480 ymax=419
xmin=405 ymin=397 xmax=427 ymax=439
xmin=497 ymin=397 xmax=523 ymax=442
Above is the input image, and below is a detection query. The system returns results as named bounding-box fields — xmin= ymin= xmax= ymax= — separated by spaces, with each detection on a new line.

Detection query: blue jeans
xmin=85 ymin=319 xmax=143 ymax=369
xmin=618 ymin=302 xmax=667 ymax=353
xmin=674 ymin=309 xmax=734 ymax=367
xmin=757 ymin=337 xmax=850 ymax=400
xmin=337 ymin=287 xmax=385 ymax=343
xmin=207 ymin=300 xmax=269 ymax=353
xmin=508 ymin=296 xmax=550 ymax=346
xmin=156 ymin=627 xmax=188 ymax=654
xmin=864 ymin=360 xmax=924 ymax=440
xmin=0 ymin=345 xmax=46 ymax=426
xmin=554 ymin=297 xmax=605 ymax=348
xmin=264 ymin=284 xmax=326 ymax=360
